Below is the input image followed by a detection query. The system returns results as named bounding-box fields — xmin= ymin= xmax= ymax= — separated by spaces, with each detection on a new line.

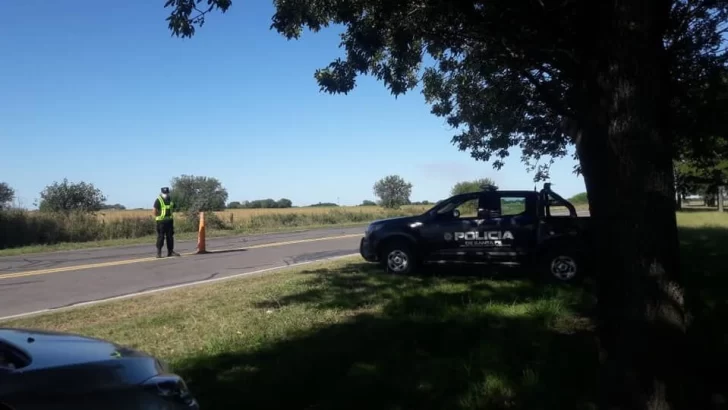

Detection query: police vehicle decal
xmin=444 ymin=230 xmax=514 ymax=247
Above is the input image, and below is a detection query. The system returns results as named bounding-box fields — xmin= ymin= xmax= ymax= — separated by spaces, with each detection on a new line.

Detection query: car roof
xmin=451 ymin=190 xmax=537 ymax=199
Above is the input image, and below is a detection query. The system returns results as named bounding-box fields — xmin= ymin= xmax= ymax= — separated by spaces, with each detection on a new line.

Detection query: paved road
xmin=0 ymin=211 xmax=590 ymax=320
xmin=0 ymin=227 xmax=365 ymax=319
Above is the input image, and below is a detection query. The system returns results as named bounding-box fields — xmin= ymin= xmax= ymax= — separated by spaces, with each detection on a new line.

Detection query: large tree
xmin=38 ymin=178 xmax=106 ymax=214
xmin=373 ymin=175 xmax=413 ymax=209
xmin=0 ymin=182 xmax=15 ymax=210
xmin=163 ymin=0 xmax=728 ymax=407
xmin=450 ymin=178 xmax=498 ymax=196
xmin=169 ymin=174 xmax=229 ymax=212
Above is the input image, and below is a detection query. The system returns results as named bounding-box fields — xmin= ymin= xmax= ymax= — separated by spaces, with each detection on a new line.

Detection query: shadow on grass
xmin=676 ymin=207 xmax=720 ymax=213
xmin=679 ymin=226 xmax=728 ymax=402
xmin=169 ymin=225 xmax=726 ymax=410
xmin=175 ymin=262 xmax=599 ymax=410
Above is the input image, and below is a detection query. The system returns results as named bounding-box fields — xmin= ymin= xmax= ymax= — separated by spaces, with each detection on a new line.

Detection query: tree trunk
xmin=718 ymin=186 xmax=725 ymax=212
xmin=574 ymin=0 xmax=690 ymax=408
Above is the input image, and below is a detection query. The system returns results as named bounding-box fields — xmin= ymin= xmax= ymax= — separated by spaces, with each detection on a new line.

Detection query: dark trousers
xmin=156 ymin=219 xmax=174 ymax=252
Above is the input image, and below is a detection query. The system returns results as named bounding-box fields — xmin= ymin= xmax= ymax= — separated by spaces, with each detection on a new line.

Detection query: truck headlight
xmin=142 ymin=375 xmax=198 ymax=408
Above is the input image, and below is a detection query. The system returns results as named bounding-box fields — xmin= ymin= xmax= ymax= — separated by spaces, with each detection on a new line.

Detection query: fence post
xmin=197 ymin=211 xmax=208 ymax=254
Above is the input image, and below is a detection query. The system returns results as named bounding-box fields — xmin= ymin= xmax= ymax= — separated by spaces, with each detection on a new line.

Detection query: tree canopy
xmin=38 ymin=178 xmax=106 ymax=214
xmin=373 ymin=175 xmax=412 ymax=209
xmin=162 ymin=1 xmax=728 ymax=408
xmin=0 ymin=182 xmax=15 ymax=210
xmin=450 ymin=178 xmax=498 ymax=196
xmin=170 ymin=174 xmax=229 ymax=212
xmin=164 ymin=0 xmax=728 ymax=180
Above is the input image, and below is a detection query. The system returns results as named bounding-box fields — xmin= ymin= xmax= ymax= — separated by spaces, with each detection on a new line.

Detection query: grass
xmin=98 ymin=205 xmax=428 ymax=222
xmin=1 ymin=256 xmax=599 ymax=409
xmin=2 ymin=208 xmax=726 ymax=409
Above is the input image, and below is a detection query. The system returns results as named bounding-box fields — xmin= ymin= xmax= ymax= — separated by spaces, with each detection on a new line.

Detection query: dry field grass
xmin=98 ymin=205 xmax=433 ymax=222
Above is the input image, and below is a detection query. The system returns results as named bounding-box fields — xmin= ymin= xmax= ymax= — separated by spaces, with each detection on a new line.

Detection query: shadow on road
xmin=197 ymin=248 xmax=248 ymax=255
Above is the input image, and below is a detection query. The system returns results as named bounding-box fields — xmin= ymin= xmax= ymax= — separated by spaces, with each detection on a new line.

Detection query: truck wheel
xmin=380 ymin=240 xmax=417 ymax=275
xmin=540 ymin=247 xmax=582 ymax=283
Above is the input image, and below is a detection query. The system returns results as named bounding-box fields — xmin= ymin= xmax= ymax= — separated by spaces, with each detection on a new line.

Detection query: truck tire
xmin=539 ymin=245 xmax=583 ymax=283
xmin=379 ymin=239 xmax=418 ymax=275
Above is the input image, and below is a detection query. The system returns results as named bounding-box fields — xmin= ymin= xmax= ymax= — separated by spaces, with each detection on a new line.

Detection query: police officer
xmin=153 ymin=187 xmax=180 ymax=258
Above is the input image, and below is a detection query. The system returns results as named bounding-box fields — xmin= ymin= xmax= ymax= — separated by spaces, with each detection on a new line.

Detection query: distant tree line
xmin=227 ymin=198 xmax=293 ymax=209
xmin=371 ymin=175 xmax=503 ymax=209
xmin=3 ymin=175 xmax=591 ymax=216
xmin=0 ymin=175 xmax=232 ymax=215
xmin=308 ymin=202 xmax=338 ymax=207
xmin=101 ymin=203 xmax=127 ymax=210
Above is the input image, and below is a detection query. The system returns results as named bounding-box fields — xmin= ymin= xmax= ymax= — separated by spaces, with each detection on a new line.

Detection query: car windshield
xmin=0 ymin=340 xmax=31 ymax=370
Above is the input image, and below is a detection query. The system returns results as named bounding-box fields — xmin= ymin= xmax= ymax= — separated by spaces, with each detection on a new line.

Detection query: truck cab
xmin=359 ymin=183 xmax=591 ymax=282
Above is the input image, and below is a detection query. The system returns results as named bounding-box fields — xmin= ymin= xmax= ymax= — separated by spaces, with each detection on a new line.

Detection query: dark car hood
xmin=0 ymin=328 xmax=164 ymax=394
xmin=0 ymin=328 xmax=152 ymax=369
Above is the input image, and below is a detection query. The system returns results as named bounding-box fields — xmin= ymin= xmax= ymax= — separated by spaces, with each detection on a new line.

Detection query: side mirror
xmin=452 ymin=209 xmax=460 ymax=218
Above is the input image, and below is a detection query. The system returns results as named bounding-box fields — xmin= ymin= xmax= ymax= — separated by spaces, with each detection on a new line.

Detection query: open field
xmin=98 ymin=205 xmax=431 ymax=222
xmin=0 ymin=206 xmax=429 ymax=256
xmin=98 ymin=203 xmax=592 ymax=222
xmin=3 ymin=210 xmax=727 ymax=408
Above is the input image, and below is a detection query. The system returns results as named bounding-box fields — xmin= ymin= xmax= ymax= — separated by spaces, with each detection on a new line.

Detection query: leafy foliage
xmin=567 ymin=192 xmax=589 ymax=205
xmin=164 ymin=0 xmax=728 ymax=183
xmin=170 ymin=174 xmax=229 ymax=212
xmin=164 ymin=0 xmax=232 ymax=38
xmin=38 ymin=178 xmax=106 ymax=214
xmin=0 ymin=182 xmax=15 ymax=210
xmin=359 ymin=200 xmax=377 ymax=206
xmin=450 ymin=178 xmax=498 ymax=196
xmin=373 ymin=175 xmax=413 ymax=209
xmin=162 ymin=2 xmax=728 ymax=407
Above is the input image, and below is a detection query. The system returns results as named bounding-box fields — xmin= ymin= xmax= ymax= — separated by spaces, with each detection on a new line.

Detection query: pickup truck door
xmin=475 ymin=192 xmax=538 ymax=261
xmin=418 ymin=193 xmax=482 ymax=260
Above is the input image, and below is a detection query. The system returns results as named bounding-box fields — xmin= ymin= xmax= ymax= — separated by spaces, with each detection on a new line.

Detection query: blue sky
xmin=0 ymin=0 xmax=585 ymax=209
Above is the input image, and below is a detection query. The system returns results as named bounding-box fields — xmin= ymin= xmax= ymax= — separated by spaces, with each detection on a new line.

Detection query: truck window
xmin=455 ymin=197 xmax=480 ymax=218
xmin=500 ymin=196 xmax=527 ymax=216
xmin=434 ymin=194 xmax=482 ymax=219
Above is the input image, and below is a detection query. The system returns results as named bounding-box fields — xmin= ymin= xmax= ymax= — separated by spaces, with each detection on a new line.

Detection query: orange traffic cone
xmin=197 ymin=211 xmax=208 ymax=254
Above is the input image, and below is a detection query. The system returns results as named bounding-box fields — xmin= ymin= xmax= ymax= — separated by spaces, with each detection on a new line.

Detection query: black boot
xmin=156 ymin=249 xmax=162 ymax=258
xmin=168 ymin=250 xmax=181 ymax=257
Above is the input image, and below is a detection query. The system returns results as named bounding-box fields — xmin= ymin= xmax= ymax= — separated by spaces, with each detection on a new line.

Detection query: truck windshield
xmin=0 ymin=340 xmax=31 ymax=370
xmin=431 ymin=196 xmax=475 ymax=215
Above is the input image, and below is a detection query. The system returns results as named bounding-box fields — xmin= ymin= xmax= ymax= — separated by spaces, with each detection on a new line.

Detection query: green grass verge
xmin=1 ymin=256 xmax=599 ymax=409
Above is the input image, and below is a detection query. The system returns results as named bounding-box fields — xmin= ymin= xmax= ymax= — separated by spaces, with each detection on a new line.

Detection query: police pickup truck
xmin=359 ymin=183 xmax=591 ymax=282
